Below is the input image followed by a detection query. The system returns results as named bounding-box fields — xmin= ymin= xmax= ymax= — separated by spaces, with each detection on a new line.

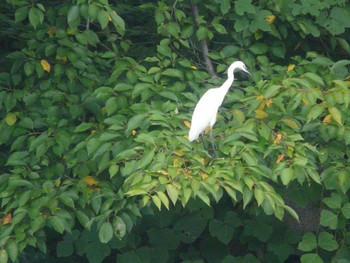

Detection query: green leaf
xmin=307 ymin=104 xmax=324 ymax=123
xmin=28 ymin=7 xmax=44 ymax=29
xmin=97 ymin=10 xmax=109 ymax=29
xmin=109 ymin=164 xmax=119 ymax=179
xmin=127 ymin=114 xmax=146 ymax=130
xmin=323 ymin=193 xmax=341 ymax=209
xmin=136 ymin=150 xmax=155 ymax=169
xmin=57 ymin=241 xmax=73 ymax=257
xmin=157 ymin=191 xmax=169 ymax=210
xmin=67 ymin=5 xmax=80 ymax=26
xmin=197 ymin=191 xmax=211 ymax=207
xmin=320 ymin=210 xmax=338 ymax=229
xmin=15 ymin=6 xmax=29 ymax=22
xmin=99 ymin=221 xmax=113 ymax=243
xmin=58 ymin=194 xmax=75 ymax=209
xmin=300 ymin=253 xmax=323 ymax=263
xmin=219 ymin=0 xmax=231 ymax=15
xmin=74 ymin=123 xmax=93 ymax=133
xmin=209 ymin=219 xmax=234 ymax=244
xmin=110 ymin=11 xmax=125 ymax=34
xmin=249 ymin=43 xmax=269 ymax=55
xmin=105 ymin=97 xmax=118 ymax=115
xmin=281 ymin=167 xmax=293 ymax=185
xmin=243 ymin=187 xmax=253 ymax=209
xmin=254 ymin=188 xmax=264 ymax=206
xmin=341 ymin=203 xmax=350 ymax=219
xmin=0 ymin=249 xmax=8 ymax=263
xmin=6 ymin=151 xmax=29 ymax=166
xmin=212 ymin=22 xmax=227 ymax=34
xmin=113 ymin=216 xmax=126 ymax=240
xmin=220 ymin=45 xmax=240 ymax=58
xmin=48 ymin=216 xmax=65 ymax=234
xmin=234 ymin=0 xmax=255 ymax=15
xmin=6 ymin=241 xmax=18 ymax=262
xmin=162 ymin=69 xmax=184 ymax=80
xmin=152 ymin=195 xmax=162 ymax=210
xmin=298 ymin=232 xmax=317 ymax=252
xmin=76 ymin=210 xmax=90 ymax=228
xmin=318 ymin=232 xmax=338 ymax=251
xmin=196 ymin=27 xmax=208 ymax=41
xmin=166 ymin=184 xmax=179 ymax=205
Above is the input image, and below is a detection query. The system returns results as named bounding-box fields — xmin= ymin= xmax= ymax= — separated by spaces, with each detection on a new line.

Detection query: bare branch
xmin=189 ymin=0 xmax=216 ymax=77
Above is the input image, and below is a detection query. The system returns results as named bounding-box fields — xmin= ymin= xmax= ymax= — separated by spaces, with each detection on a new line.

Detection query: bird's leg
xmin=209 ymin=128 xmax=217 ymax=157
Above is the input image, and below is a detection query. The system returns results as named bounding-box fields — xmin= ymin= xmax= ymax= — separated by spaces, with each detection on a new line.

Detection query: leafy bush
xmin=0 ymin=0 xmax=349 ymax=262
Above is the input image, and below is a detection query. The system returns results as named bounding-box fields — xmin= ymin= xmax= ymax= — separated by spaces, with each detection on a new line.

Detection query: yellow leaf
xmin=282 ymin=118 xmax=298 ymax=129
xmin=322 ymin=114 xmax=332 ymax=125
xmin=56 ymin=54 xmax=67 ymax=62
xmin=328 ymin=107 xmax=342 ymax=126
xmin=2 ymin=214 xmax=11 ymax=226
xmin=83 ymin=176 xmax=98 ymax=186
xmin=67 ymin=27 xmax=75 ymax=35
xmin=265 ymin=98 xmax=273 ymax=107
xmin=173 ymin=150 xmax=183 ymax=156
xmin=257 ymin=101 xmax=266 ymax=110
xmin=5 ymin=113 xmax=17 ymax=126
xmin=191 ymin=65 xmax=198 ymax=70
xmin=47 ymin=26 xmax=57 ymax=36
xmin=204 ymin=126 xmax=211 ymax=134
xmin=276 ymin=153 xmax=284 ymax=164
xmin=173 ymin=158 xmax=182 ymax=168
xmin=200 ymin=172 xmax=209 ymax=180
xmin=108 ymin=15 xmax=112 ymax=22
xmin=265 ymin=15 xmax=276 ymax=25
xmin=256 ymin=95 xmax=264 ymax=101
xmin=1 ymin=213 xmax=12 ymax=225
xmin=274 ymin=133 xmax=283 ymax=144
xmin=294 ymin=42 xmax=301 ymax=50
xmin=157 ymin=170 xmax=169 ymax=175
xmin=131 ymin=129 xmax=137 ymax=136
xmin=40 ymin=59 xmax=51 ymax=73
xmin=254 ymin=109 xmax=268 ymax=119
xmin=183 ymin=120 xmax=191 ymax=129
xmin=287 ymin=64 xmax=295 ymax=72
xmin=302 ymin=99 xmax=309 ymax=105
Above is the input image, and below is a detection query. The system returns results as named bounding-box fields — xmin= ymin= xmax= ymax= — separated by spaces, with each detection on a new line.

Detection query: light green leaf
xmin=318 ymin=232 xmax=338 ymax=251
xmin=300 ymin=253 xmax=323 ymax=263
xmin=328 ymin=106 xmax=342 ymax=126
xmin=166 ymin=184 xmax=179 ymax=205
xmin=254 ymin=188 xmax=264 ymax=206
xmin=99 ymin=221 xmax=113 ymax=243
xmin=67 ymin=5 xmax=80 ymax=26
xmin=48 ymin=216 xmax=65 ymax=234
xmin=298 ymin=232 xmax=317 ymax=252
xmin=281 ymin=167 xmax=293 ymax=185
xmin=97 ymin=10 xmax=109 ymax=29
xmin=320 ymin=210 xmax=338 ymax=229
xmin=113 ymin=216 xmax=126 ymax=240
xmin=6 ymin=241 xmax=18 ymax=262
xmin=157 ymin=191 xmax=169 ymax=210
xmin=341 ymin=203 xmax=350 ymax=219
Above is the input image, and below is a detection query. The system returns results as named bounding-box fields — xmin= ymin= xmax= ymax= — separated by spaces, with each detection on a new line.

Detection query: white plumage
xmin=188 ymin=61 xmax=250 ymax=142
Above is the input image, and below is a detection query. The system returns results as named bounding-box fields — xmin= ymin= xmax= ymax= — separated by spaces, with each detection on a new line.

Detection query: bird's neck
xmin=220 ymin=74 xmax=234 ymax=94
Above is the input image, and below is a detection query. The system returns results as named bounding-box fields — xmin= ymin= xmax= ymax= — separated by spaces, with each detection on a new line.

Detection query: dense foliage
xmin=0 ymin=0 xmax=350 ymax=262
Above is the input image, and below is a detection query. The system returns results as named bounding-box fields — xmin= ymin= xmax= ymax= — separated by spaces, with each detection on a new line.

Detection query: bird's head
xmin=228 ymin=61 xmax=250 ymax=75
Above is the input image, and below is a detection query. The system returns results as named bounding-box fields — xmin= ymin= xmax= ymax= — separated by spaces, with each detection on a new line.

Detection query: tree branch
xmin=189 ymin=0 xmax=216 ymax=77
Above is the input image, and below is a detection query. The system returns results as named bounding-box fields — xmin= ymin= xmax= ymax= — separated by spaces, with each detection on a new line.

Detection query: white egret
xmin=188 ymin=61 xmax=250 ymax=148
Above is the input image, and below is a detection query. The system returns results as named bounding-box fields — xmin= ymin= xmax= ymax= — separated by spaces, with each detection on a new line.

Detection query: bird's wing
xmin=189 ymin=88 xmax=222 ymax=141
